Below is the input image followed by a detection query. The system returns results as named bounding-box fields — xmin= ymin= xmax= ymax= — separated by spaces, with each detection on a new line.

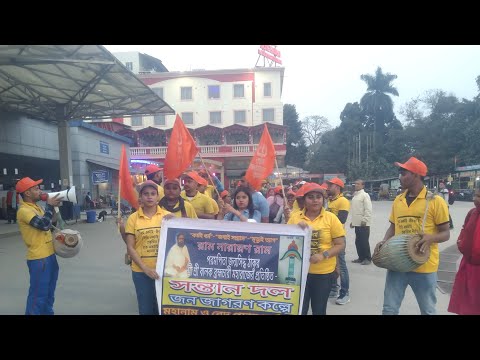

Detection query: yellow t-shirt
xmin=389 ymin=186 xmax=449 ymax=273
xmin=17 ymin=202 xmax=55 ymax=260
xmin=181 ymin=190 xmax=215 ymax=216
xmin=160 ymin=200 xmax=198 ymax=219
xmin=204 ymin=185 xmax=215 ymax=199
xmin=292 ymin=200 xmax=300 ymax=212
xmin=157 ymin=184 xmax=164 ymax=202
xmin=125 ymin=206 xmax=169 ymax=272
xmin=327 ymin=193 xmax=350 ymax=216
xmin=210 ymin=197 xmax=219 ymax=216
xmin=288 ymin=208 xmax=345 ymax=274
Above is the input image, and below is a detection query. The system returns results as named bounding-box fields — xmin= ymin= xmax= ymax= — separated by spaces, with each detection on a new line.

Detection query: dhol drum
xmin=53 ymin=229 xmax=83 ymax=258
xmin=372 ymin=234 xmax=430 ymax=272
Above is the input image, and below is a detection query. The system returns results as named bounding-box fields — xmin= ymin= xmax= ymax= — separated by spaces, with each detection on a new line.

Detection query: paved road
xmin=0 ymin=200 xmax=473 ymax=315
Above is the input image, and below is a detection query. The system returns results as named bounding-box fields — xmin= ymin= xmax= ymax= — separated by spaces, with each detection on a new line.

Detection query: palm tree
xmin=360 ymin=67 xmax=399 ymax=149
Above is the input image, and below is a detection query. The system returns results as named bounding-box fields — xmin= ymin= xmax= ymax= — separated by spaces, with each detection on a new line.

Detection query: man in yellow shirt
xmin=181 ymin=172 xmax=216 ymax=219
xmin=159 ymin=178 xmax=198 ymax=219
xmin=326 ymin=177 xmax=351 ymax=305
xmin=16 ymin=177 xmax=62 ymax=315
xmin=378 ymin=157 xmax=450 ymax=315
xmin=144 ymin=164 xmax=165 ymax=201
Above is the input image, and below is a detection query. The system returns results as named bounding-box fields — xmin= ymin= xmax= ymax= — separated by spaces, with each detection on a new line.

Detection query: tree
xmin=301 ymin=115 xmax=331 ymax=165
xmin=301 ymin=115 xmax=331 ymax=147
xmin=360 ymin=67 xmax=399 ymax=148
xmin=283 ymin=104 xmax=307 ymax=169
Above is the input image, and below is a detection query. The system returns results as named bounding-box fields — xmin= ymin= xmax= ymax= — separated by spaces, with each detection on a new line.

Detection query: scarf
xmin=459 ymin=204 xmax=480 ymax=265
xmin=159 ymin=196 xmax=187 ymax=218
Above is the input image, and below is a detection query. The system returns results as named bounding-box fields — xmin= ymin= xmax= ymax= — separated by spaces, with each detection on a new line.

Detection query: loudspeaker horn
xmin=41 ymin=186 xmax=77 ymax=204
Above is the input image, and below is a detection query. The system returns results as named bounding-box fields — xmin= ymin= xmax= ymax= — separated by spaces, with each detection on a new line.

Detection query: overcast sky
xmin=104 ymin=45 xmax=480 ymax=127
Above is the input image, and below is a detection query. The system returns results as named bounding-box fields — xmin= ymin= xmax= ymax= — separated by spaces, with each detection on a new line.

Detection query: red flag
xmin=119 ymin=144 xmax=139 ymax=209
xmin=245 ymin=124 xmax=276 ymax=190
xmin=164 ymin=114 xmax=199 ymax=180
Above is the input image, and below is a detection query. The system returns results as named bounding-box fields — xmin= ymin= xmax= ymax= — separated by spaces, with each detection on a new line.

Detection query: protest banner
xmin=156 ymin=218 xmax=311 ymax=315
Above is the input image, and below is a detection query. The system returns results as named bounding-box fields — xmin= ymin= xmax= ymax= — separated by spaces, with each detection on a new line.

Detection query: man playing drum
xmin=377 ymin=157 xmax=450 ymax=315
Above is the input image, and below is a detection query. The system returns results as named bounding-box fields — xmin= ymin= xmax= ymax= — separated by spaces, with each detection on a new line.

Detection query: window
xmin=154 ymin=114 xmax=166 ymax=126
xmin=264 ymin=83 xmax=272 ymax=97
xmin=210 ymin=111 xmax=222 ymax=124
xmin=233 ymin=84 xmax=244 ymax=98
xmin=181 ymin=87 xmax=192 ymax=100
xmin=208 ymin=85 xmax=220 ymax=99
xmin=153 ymin=87 xmax=164 ymax=99
xmin=234 ymin=110 xmax=246 ymax=124
xmin=262 ymin=108 xmax=274 ymax=122
xmin=131 ymin=116 xmax=142 ymax=126
xmin=182 ymin=112 xmax=193 ymax=125
xmin=125 ymin=62 xmax=133 ymax=71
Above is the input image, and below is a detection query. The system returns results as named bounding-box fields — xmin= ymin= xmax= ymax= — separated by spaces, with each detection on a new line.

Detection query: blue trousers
xmin=132 ymin=271 xmax=159 ymax=315
xmin=331 ymin=248 xmax=350 ymax=297
xmin=26 ymin=254 xmax=59 ymax=315
xmin=382 ymin=270 xmax=437 ymax=315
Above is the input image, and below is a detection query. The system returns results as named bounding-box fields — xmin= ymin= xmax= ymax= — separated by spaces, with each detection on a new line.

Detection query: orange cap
xmin=138 ymin=180 xmax=158 ymax=194
xmin=287 ymin=190 xmax=297 ymax=197
xmin=220 ymin=190 xmax=229 ymax=199
xmin=320 ymin=183 xmax=328 ymax=190
xmin=295 ymin=183 xmax=309 ymax=197
xmin=16 ymin=177 xmax=43 ymax=193
xmin=164 ymin=178 xmax=181 ymax=187
xmin=184 ymin=171 xmax=208 ymax=186
xmin=145 ymin=164 xmax=162 ymax=175
xmin=274 ymin=185 xmax=283 ymax=194
xmin=326 ymin=177 xmax=345 ymax=188
xmin=302 ymin=182 xmax=325 ymax=196
xmin=394 ymin=156 xmax=427 ymax=176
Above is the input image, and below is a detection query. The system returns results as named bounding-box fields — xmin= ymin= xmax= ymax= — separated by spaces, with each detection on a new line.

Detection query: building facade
xmin=0 ymin=111 xmax=132 ymax=215
xmin=93 ymin=65 xmax=287 ymax=188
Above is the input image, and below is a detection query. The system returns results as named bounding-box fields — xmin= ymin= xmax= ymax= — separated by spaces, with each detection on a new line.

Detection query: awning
xmin=0 ymin=45 xmax=175 ymax=122
xmin=86 ymin=159 xmax=119 ymax=171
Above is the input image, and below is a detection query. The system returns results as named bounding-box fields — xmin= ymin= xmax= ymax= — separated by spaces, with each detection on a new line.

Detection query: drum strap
xmin=421 ymin=190 xmax=435 ymax=233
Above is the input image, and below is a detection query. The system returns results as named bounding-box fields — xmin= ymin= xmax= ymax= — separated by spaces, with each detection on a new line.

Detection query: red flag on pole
xmin=119 ymin=144 xmax=139 ymax=209
xmin=164 ymin=114 xmax=199 ymax=180
xmin=245 ymin=124 xmax=276 ymax=191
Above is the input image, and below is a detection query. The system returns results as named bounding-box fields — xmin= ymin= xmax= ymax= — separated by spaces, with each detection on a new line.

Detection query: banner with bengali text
xmin=156 ymin=218 xmax=311 ymax=315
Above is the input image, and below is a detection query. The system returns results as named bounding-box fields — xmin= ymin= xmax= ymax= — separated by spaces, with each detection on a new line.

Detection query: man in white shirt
xmin=350 ymin=179 xmax=373 ymax=265
xmin=438 ymin=182 xmax=454 ymax=229
xmin=164 ymin=233 xmax=191 ymax=278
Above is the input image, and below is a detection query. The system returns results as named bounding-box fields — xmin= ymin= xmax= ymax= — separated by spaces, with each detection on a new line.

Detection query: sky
xmin=104 ymin=45 xmax=480 ymax=127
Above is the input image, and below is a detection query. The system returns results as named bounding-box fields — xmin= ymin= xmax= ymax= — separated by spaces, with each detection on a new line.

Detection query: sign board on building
xmin=100 ymin=141 xmax=109 ymax=154
xmin=92 ymin=170 xmax=109 ymax=184
xmin=455 ymin=164 xmax=480 ymax=172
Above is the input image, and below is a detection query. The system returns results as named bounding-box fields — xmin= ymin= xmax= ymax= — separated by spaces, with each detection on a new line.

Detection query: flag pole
xmin=117 ymin=174 xmax=122 ymax=231
xmin=198 ymin=152 xmax=221 ymax=198
xmin=275 ymin=158 xmax=289 ymax=209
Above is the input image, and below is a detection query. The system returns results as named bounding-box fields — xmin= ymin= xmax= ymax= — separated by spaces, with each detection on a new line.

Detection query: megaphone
xmin=40 ymin=186 xmax=77 ymax=204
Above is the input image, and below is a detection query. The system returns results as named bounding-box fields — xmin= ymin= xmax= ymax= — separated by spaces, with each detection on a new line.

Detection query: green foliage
xmin=360 ymin=67 xmax=399 ymax=147
xmin=297 ymin=72 xmax=480 ymax=182
xmin=283 ymin=104 xmax=307 ymax=168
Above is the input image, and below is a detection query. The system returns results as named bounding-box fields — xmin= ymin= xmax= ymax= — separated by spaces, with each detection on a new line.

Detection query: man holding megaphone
xmin=16 ymin=177 xmax=63 ymax=315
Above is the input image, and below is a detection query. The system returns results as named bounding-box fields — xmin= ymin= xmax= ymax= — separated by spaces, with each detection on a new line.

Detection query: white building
xmin=93 ymin=55 xmax=287 ymax=188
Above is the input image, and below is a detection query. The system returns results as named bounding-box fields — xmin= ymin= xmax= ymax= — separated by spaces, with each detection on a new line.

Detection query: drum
xmin=53 ymin=229 xmax=83 ymax=258
xmin=372 ymin=234 xmax=430 ymax=272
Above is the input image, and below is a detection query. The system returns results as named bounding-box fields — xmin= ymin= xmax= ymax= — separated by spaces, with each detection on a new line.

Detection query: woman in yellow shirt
xmin=288 ymin=183 xmax=346 ymax=315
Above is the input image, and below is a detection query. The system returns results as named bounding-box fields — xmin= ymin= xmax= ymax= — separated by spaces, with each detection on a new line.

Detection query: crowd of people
xmin=11 ymin=155 xmax=480 ymax=315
